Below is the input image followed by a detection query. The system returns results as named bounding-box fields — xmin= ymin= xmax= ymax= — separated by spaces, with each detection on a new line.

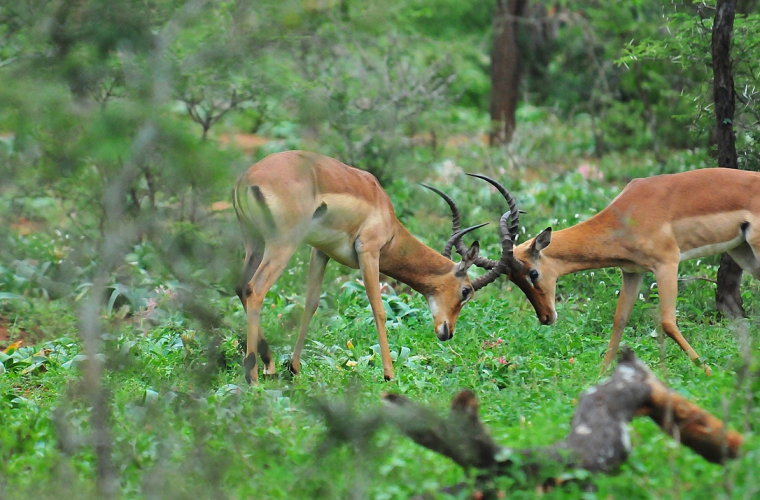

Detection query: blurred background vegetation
xmin=0 ymin=0 xmax=759 ymax=498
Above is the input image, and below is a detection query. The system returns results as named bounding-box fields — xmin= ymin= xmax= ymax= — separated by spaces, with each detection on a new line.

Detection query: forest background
xmin=0 ymin=0 xmax=759 ymax=498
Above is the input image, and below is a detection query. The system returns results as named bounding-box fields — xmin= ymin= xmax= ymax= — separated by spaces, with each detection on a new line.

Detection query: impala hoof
xmin=288 ymin=361 xmax=300 ymax=376
xmin=262 ymin=361 xmax=276 ymax=376
xmin=693 ymin=357 xmax=712 ymax=376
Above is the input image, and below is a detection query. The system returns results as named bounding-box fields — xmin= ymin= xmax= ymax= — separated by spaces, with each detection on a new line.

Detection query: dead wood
xmin=378 ymin=348 xmax=743 ymax=490
xmin=314 ymin=348 xmax=743 ymax=498
xmin=637 ymin=367 xmax=743 ymax=463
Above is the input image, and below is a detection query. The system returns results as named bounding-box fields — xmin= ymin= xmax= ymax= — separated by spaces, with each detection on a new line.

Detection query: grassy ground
xmin=0 ymin=139 xmax=758 ymax=498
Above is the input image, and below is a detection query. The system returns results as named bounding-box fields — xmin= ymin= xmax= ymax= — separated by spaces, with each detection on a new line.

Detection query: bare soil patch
xmin=0 ymin=317 xmax=32 ymax=349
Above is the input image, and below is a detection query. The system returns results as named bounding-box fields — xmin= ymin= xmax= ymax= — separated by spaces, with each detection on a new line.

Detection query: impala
xmin=232 ymin=150 xmax=514 ymax=383
xmin=449 ymin=168 xmax=760 ymax=376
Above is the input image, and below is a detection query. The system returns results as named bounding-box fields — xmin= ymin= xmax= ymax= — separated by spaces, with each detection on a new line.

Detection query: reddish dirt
xmin=0 ymin=317 xmax=31 ymax=349
xmin=9 ymin=216 xmax=42 ymax=236
xmin=218 ymin=133 xmax=271 ymax=155
xmin=411 ymin=132 xmax=490 ymax=149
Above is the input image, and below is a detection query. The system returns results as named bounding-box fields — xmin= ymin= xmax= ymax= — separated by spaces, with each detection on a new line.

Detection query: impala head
xmin=423 ymin=175 xmax=555 ymax=326
xmin=510 ymin=228 xmax=557 ymax=325
xmin=427 ymin=234 xmax=482 ymax=341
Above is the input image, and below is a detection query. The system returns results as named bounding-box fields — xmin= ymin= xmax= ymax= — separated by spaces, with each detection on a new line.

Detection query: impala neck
xmin=546 ymin=211 xmax=629 ymax=276
xmin=379 ymin=223 xmax=455 ymax=295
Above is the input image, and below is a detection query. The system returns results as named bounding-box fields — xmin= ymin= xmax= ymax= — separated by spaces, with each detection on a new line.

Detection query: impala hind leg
xmin=358 ymin=249 xmax=394 ymax=381
xmin=290 ymin=248 xmax=329 ymax=376
xmin=237 ymin=238 xmax=276 ymax=373
xmin=600 ymin=271 xmax=644 ymax=374
xmin=655 ymin=265 xmax=711 ymax=375
xmin=243 ymin=244 xmax=297 ymax=383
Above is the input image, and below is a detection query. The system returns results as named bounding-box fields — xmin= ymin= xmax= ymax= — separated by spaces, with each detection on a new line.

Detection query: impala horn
xmin=470 ymin=211 xmax=523 ymax=291
xmin=442 ymin=223 xmax=488 ymax=260
xmin=421 ymin=184 xmax=470 ymax=259
xmin=422 ymin=178 xmax=523 ymax=283
xmin=466 ymin=173 xmax=520 ymax=245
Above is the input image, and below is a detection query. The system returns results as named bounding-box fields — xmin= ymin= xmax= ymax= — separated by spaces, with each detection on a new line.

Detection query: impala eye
xmin=461 ymin=286 xmax=472 ymax=301
xmin=528 ymin=269 xmax=539 ymax=283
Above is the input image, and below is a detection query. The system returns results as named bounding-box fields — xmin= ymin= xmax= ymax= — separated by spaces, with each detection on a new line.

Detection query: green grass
xmin=1 ymin=148 xmax=758 ymax=499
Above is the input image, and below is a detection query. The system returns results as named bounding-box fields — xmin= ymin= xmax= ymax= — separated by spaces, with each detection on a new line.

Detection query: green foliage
xmin=0 ymin=0 xmax=758 ymax=498
xmin=619 ymin=2 xmax=760 ymax=170
xmin=2 ymin=151 xmax=759 ymax=497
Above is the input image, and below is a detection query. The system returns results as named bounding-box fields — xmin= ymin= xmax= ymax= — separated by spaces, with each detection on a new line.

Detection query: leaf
xmin=115 ymin=304 xmax=131 ymax=319
xmin=3 ymin=341 xmax=23 ymax=354
xmin=142 ymin=388 xmax=159 ymax=405
xmin=0 ymin=292 xmax=23 ymax=301
xmin=21 ymin=356 xmax=48 ymax=374
xmin=398 ymin=346 xmax=411 ymax=363
xmin=62 ymin=354 xmax=89 ymax=370
xmin=107 ymin=287 xmax=121 ymax=316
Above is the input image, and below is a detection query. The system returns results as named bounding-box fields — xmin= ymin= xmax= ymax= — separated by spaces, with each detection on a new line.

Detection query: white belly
xmin=304 ymin=225 xmax=359 ymax=268
xmin=679 ymin=233 xmax=745 ymax=261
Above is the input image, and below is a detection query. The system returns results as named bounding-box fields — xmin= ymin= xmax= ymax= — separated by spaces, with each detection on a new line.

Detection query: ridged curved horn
xmin=471 ymin=212 xmax=523 ymax=290
xmin=443 ymin=223 xmax=488 ymax=259
xmin=466 ymin=173 xmax=520 ymax=242
xmin=421 ymin=184 xmax=469 ymax=258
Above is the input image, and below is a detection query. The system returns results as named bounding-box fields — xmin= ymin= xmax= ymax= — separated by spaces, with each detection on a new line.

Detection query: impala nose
xmin=436 ymin=322 xmax=452 ymax=341
xmin=539 ymin=311 xmax=557 ymax=325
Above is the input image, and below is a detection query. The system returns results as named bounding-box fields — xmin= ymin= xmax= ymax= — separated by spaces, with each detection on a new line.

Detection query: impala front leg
xmin=655 ymin=264 xmax=712 ymax=376
xmin=290 ymin=248 xmax=330 ymax=375
xmin=601 ymin=271 xmax=645 ymax=374
xmin=358 ymin=248 xmax=394 ymax=381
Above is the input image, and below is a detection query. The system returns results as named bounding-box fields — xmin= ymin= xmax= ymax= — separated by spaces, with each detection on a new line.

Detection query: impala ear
xmin=456 ymin=241 xmax=480 ymax=276
xmin=531 ymin=227 xmax=552 ymax=255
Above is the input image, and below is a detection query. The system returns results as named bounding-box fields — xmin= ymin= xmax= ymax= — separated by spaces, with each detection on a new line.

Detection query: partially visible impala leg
xmin=655 ymin=264 xmax=711 ymax=375
xmin=244 ymin=243 xmax=297 ymax=384
xmin=729 ymin=242 xmax=760 ymax=278
xmin=290 ymin=248 xmax=330 ymax=376
xmin=601 ymin=271 xmax=645 ymax=373
xmin=727 ymin=221 xmax=760 ymax=280
xmin=357 ymin=248 xmax=394 ymax=381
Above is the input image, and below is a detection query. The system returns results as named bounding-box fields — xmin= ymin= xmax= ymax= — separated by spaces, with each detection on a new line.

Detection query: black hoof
xmin=288 ymin=361 xmax=299 ymax=376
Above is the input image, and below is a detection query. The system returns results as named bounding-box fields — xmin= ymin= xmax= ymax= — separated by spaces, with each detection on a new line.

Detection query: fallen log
xmin=379 ymin=348 xmax=742 ymax=491
xmin=314 ymin=349 xmax=742 ymax=495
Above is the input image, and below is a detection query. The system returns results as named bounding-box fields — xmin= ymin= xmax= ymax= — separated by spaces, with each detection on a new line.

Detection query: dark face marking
xmin=313 ymin=201 xmax=328 ymax=219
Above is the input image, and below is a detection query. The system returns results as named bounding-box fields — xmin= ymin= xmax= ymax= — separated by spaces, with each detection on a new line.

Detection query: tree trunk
xmin=489 ymin=0 xmax=527 ymax=146
xmin=712 ymin=0 xmax=744 ymax=318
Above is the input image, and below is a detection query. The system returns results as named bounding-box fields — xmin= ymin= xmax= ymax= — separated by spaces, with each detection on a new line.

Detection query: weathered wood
xmin=315 ymin=349 xmax=743 ymax=497
xmin=638 ymin=367 xmax=743 ymax=463
xmin=379 ymin=348 xmax=742 ymax=490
